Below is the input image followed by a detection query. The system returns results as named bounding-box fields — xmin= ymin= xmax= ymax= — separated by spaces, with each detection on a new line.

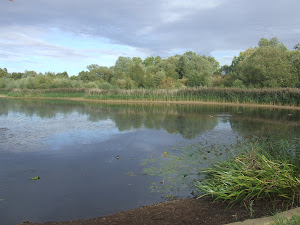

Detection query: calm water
xmin=0 ymin=99 xmax=300 ymax=225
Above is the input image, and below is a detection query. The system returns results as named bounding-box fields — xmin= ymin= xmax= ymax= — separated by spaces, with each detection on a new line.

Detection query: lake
xmin=0 ymin=98 xmax=299 ymax=225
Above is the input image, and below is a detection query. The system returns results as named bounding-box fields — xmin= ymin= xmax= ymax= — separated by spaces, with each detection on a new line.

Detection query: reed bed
xmin=1 ymin=87 xmax=300 ymax=106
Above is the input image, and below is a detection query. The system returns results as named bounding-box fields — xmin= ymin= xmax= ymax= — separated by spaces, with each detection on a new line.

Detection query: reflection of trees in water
xmin=0 ymin=99 xmax=220 ymax=139
xmin=1 ymin=98 xmax=300 ymax=140
xmin=229 ymin=107 xmax=300 ymax=143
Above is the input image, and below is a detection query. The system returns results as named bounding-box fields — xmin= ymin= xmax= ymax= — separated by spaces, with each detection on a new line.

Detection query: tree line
xmin=0 ymin=37 xmax=299 ymax=90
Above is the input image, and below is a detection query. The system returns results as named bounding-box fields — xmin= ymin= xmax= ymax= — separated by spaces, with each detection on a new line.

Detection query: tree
xmin=179 ymin=51 xmax=213 ymax=87
xmin=294 ymin=43 xmax=300 ymax=50
xmin=87 ymin=65 xmax=113 ymax=82
xmin=56 ymin=71 xmax=68 ymax=79
xmin=0 ymin=68 xmax=8 ymax=78
xmin=132 ymin=57 xmax=142 ymax=64
xmin=143 ymin=56 xmax=155 ymax=67
xmin=239 ymin=47 xmax=297 ymax=87
xmin=23 ymin=70 xmax=37 ymax=78
xmin=115 ymin=57 xmax=133 ymax=73
xmin=161 ymin=56 xmax=180 ymax=80
xmin=207 ymin=56 xmax=220 ymax=75
xmin=235 ymin=38 xmax=298 ymax=88
xmin=258 ymin=37 xmax=288 ymax=51
xmin=289 ymin=49 xmax=300 ymax=87
xmin=126 ymin=63 xmax=145 ymax=87
xmin=77 ymin=70 xmax=97 ymax=82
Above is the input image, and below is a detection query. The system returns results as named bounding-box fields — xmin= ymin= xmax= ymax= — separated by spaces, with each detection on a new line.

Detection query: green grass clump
xmin=196 ymin=144 xmax=300 ymax=207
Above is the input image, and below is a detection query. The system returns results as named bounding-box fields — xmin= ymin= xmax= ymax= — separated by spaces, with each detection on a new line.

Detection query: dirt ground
xmin=20 ymin=197 xmax=290 ymax=225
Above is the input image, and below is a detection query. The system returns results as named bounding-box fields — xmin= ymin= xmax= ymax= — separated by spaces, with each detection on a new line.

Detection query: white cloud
xmin=0 ymin=0 xmax=299 ymax=73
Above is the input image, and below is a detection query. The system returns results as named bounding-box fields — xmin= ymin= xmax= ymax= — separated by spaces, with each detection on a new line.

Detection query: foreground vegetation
xmin=1 ymin=87 xmax=300 ymax=106
xmin=196 ymin=140 xmax=300 ymax=208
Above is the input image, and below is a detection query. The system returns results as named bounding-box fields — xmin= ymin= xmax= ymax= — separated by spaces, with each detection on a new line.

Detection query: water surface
xmin=0 ymin=99 xmax=299 ymax=225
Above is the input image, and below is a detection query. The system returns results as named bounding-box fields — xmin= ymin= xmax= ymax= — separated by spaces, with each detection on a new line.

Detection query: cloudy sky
xmin=1 ymin=0 xmax=299 ymax=75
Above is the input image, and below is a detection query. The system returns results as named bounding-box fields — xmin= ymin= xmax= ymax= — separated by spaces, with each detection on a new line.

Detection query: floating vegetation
xmin=125 ymin=172 xmax=135 ymax=177
xmin=29 ymin=176 xmax=40 ymax=180
xmin=141 ymin=138 xmax=244 ymax=198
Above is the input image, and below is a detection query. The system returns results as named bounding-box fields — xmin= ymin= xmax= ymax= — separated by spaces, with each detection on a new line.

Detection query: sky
xmin=0 ymin=0 xmax=299 ymax=76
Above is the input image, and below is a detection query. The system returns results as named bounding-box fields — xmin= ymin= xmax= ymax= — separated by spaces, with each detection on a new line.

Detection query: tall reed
xmin=1 ymin=87 xmax=300 ymax=106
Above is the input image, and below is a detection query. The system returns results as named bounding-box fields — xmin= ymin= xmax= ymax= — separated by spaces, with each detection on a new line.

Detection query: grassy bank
xmin=1 ymin=87 xmax=300 ymax=106
xmin=196 ymin=140 xmax=300 ymax=209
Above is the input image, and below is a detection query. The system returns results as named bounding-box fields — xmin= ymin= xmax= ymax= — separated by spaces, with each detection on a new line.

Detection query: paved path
xmin=226 ymin=207 xmax=300 ymax=225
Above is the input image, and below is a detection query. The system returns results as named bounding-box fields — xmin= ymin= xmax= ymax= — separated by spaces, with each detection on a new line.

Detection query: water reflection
xmin=1 ymin=98 xmax=300 ymax=225
xmin=1 ymin=99 xmax=299 ymax=141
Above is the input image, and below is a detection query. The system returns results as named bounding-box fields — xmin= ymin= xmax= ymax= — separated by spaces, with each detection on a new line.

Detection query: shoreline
xmin=20 ymin=197 xmax=294 ymax=225
xmin=1 ymin=95 xmax=300 ymax=110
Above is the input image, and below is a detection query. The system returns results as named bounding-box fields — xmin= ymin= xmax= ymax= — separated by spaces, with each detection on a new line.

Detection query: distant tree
xmin=78 ymin=70 xmax=97 ymax=82
xmin=161 ymin=56 xmax=180 ymax=80
xmin=23 ymin=70 xmax=37 ymax=78
xmin=143 ymin=56 xmax=155 ymax=67
xmin=56 ymin=71 xmax=68 ymax=79
xmin=11 ymin=72 xmax=23 ymax=80
xmin=115 ymin=57 xmax=133 ymax=73
xmin=207 ymin=56 xmax=221 ymax=75
xmin=45 ymin=72 xmax=56 ymax=78
xmin=86 ymin=64 xmax=100 ymax=71
xmin=294 ymin=43 xmax=300 ymax=50
xmin=239 ymin=47 xmax=297 ymax=87
xmin=289 ymin=49 xmax=300 ymax=87
xmin=258 ymin=37 xmax=288 ymax=51
xmin=87 ymin=65 xmax=113 ymax=82
xmin=179 ymin=51 xmax=213 ymax=87
xmin=0 ymin=68 xmax=8 ymax=78
xmin=132 ymin=57 xmax=142 ymax=64
xmin=153 ymin=71 xmax=166 ymax=87
xmin=154 ymin=56 xmax=162 ymax=65
xmin=126 ymin=63 xmax=145 ymax=87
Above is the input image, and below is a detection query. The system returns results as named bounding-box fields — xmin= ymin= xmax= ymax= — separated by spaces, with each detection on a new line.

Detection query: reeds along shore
xmin=1 ymin=87 xmax=300 ymax=106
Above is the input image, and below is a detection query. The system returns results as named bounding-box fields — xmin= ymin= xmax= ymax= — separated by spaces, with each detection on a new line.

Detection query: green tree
xmin=126 ymin=63 xmax=145 ymax=87
xmin=23 ymin=70 xmax=37 ymax=78
xmin=258 ymin=37 xmax=288 ymax=51
xmin=78 ymin=70 xmax=97 ymax=82
xmin=207 ymin=56 xmax=220 ymax=75
xmin=115 ymin=56 xmax=133 ymax=73
xmin=143 ymin=56 xmax=155 ymax=67
xmin=87 ymin=65 xmax=113 ymax=82
xmin=179 ymin=51 xmax=213 ymax=87
xmin=132 ymin=57 xmax=142 ymax=64
xmin=56 ymin=71 xmax=68 ymax=79
xmin=289 ymin=49 xmax=300 ymax=87
xmin=161 ymin=56 xmax=180 ymax=80
xmin=239 ymin=47 xmax=297 ymax=87
xmin=0 ymin=68 xmax=8 ymax=78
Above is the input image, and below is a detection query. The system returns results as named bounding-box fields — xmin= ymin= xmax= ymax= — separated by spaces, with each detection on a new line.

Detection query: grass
xmin=272 ymin=213 xmax=300 ymax=225
xmin=0 ymin=87 xmax=300 ymax=106
xmin=195 ymin=140 xmax=300 ymax=208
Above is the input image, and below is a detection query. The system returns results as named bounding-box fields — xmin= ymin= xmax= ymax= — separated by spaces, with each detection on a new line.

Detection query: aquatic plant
xmin=196 ymin=142 xmax=300 ymax=207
